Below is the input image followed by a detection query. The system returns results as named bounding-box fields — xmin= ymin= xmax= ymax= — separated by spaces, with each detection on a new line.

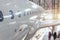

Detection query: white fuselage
xmin=0 ymin=0 xmax=45 ymax=40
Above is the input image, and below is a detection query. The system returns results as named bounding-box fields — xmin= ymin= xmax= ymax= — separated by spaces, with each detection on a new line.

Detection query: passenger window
xmin=9 ymin=10 xmax=14 ymax=19
xmin=27 ymin=12 xmax=29 ymax=15
xmin=24 ymin=13 xmax=25 ymax=16
xmin=18 ymin=14 xmax=21 ymax=17
xmin=30 ymin=11 xmax=31 ymax=14
xmin=29 ymin=12 xmax=30 ymax=15
xmin=0 ymin=11 xmax=4 ymax=22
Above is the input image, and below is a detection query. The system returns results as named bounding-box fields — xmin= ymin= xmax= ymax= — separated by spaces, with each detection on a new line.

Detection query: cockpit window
xmin=9 ymin=10 xmax=14 ymax=19
xmin=0 ymin=11 xmax=4 ymax=22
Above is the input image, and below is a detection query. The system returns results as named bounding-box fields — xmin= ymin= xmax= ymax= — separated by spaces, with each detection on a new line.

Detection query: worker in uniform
xmin=53 ymin=32 xmax=57 ymax=40
xmin=48 ymin=31 xmax=52 ymax=40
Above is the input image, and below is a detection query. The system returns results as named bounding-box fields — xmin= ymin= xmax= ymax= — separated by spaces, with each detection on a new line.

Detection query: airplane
xmin=0 ymin=0 xmax=60 ymax=40
xmin=0 ymin=0 xmax=45 ymax=40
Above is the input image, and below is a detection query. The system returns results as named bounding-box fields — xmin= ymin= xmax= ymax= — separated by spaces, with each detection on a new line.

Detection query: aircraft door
xmin=0 ymin=11 xmax=4 ymax=22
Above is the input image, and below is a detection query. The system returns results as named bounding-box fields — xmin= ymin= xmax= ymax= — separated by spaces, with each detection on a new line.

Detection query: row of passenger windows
xmin=0 ymin=10 xmax=32 ymax=22
xmin=17 ymin=11 xmax=32 ymax=17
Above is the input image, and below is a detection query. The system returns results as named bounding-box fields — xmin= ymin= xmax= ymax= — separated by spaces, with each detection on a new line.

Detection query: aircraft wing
xmin=39 ymin=20 xmax=60 ymax=28
xmin=24 ymin=20 xmax=60 ymax=40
